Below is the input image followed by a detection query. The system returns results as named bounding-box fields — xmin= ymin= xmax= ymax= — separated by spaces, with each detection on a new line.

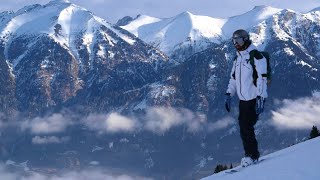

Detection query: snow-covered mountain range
xmin=0 ymin=0 xmax=320 ymax=179
xmin=120 ymin=6 xmax=282 ymax=59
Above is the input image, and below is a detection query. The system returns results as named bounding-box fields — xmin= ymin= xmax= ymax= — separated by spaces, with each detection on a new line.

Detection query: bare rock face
xmin=0 ymin=49 xmax=16 ymax=115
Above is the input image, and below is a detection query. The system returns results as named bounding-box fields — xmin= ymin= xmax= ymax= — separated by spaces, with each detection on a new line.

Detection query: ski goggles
xmin=232 ymin=36 xmax=244 ymax=45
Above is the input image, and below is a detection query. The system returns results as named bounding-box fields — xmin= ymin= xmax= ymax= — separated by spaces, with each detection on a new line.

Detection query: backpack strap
xmin=249 ymin=49 xmax=264 ymax=62
xmin=231 ymin=55 xmax=237 ymax=80
xmin=260 ymin=52 xmax=271 ymax=80
xmin=249 ymin=50 xmax=263 ymax=86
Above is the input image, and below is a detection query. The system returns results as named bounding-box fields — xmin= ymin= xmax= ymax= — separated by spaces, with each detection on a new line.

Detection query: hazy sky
xmin=1 ymin=0 xmax=320 ymax=23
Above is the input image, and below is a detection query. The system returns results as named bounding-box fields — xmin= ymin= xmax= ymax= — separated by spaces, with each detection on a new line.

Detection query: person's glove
xmin=225 ymin=93 xmax=231 ymax=112
xmin=256 ymin=96 xmax=265 ymax=114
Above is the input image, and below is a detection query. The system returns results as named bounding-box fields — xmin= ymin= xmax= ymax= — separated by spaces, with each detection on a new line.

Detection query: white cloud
xmin=271 ymin=96 xmax=320 ymax=130
xmin=0 ymin=165 xmax=16 ymax=180
xmin=313 ymin=91 xmax=320 ymax=98
xmin=75 ymin=107 xmax=232 ymax=134
xmin=32 ymin=136 xmax=70 ymax=144
xmin=83 ymin=113 xmax=138 ymax=133
xmin=207 ymin=116 xmax=236 ymax=132
xmin=21 ymin=113 xmax=73 ymax=134
xmin=0 ymin=164 xmax=153 ymax=180
xmin=144 ymin=107 xmax=184 ymax=133
xmin=106 ymin=113 xmax=137 ymax=132
xmin=89 ymin=161 xmax=100 ymax=166
xmin=4 ymin=107 xmax=233 ymax=136
xmin=144 ymin=107 xmax=205 ymax=134
xmin=49 ymin=170 xmax=143 ymax=180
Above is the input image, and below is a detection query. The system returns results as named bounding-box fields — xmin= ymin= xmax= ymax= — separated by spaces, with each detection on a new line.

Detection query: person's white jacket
xmin=226 ymin=43 xmax=268 ymax=101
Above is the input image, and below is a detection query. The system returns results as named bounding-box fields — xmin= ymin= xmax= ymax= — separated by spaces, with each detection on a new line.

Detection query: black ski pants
xmin=238 ymin=99 xmax=260 ymax=160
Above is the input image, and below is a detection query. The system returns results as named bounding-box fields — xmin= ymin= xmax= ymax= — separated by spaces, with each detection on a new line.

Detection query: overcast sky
xmin=2 ymin=0 xmax=320 ymax=23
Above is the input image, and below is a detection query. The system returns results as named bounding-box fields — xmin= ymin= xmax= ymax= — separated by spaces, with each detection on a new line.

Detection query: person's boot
xmin=252 ymin=152 xmax=260 ymax=164
xmin=241 ymin=156 xmax=254 ymax=167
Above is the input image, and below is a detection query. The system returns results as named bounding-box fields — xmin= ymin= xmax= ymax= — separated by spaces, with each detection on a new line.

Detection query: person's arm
xmin=226 ymin=61 xmax=236 ymax=96
xmin=254 ymin=55 xmax=268 ymax=98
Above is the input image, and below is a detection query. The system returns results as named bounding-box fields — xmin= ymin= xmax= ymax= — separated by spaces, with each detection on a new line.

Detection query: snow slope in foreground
xmin=202 ymin=137 xmax=320 ymax=180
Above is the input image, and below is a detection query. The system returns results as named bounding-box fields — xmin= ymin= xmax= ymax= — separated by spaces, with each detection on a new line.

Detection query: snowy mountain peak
xmin=252 ymin=5 xmax=272 ymax=11
xmin=1 ymin=1 xmax=85 ymax=40
xmin=281 ymin=8 xmax=296 ymax=13
xmin=222 ymin=5 xmax=282 ymax=36
xmin=238 ymin=5 xmax=282 ymax=22
xmin=116 ymin=15 xmax=135 ymax=26
xmin=120 ymin=14 xmax=161 ymax=36
xmin=49 ymin=0 xmax=71 ymax=4
xmin=253 ymin=5 xmax=268 ymax=9
xmin=252 ymin=5 xmax=282 ymax=13
xmin=46 ymin=0 xmax=71 ymax=7
xmin=122 ymin=11 xmax=226 ymax=56
xmin=177 ymin=11 xmax=193 ymax=18
xmin=309 ymin=6 xmax=320 ymax=12
xmin=173 ymin=11 xmax=195 ymax=26
xmin=0 ymin=0 xmax=150 ymax=69
xmin=0 ymin=0 xmax=135 ymax=44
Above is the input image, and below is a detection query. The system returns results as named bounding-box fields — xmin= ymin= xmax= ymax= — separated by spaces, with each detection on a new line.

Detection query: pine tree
xmin=223 ymin=165 xmax=228 ymax=170
xmin=310 ymin=126 xmax=320 ymax=139
xmin=214 ymin=164 xmax=223 ymax=173
xmin=214 ymin=164 xmax=221 ymax=173
xmin=230 ymin=163 xmax=233 ymax=169
xmin=214 ymin=164 xmax=229 ymax=173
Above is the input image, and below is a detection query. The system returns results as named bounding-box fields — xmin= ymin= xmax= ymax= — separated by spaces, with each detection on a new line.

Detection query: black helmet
xmin=232 ymin=29 xmax=251 ymax=51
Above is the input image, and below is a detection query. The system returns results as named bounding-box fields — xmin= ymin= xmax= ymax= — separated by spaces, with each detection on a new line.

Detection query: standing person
xmin=225 ymin=29 xmax=268 ymax=167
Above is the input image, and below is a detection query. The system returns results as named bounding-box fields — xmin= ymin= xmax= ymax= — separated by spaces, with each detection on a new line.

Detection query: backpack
xmin=233 ymin=50 xmax=272 ymax=86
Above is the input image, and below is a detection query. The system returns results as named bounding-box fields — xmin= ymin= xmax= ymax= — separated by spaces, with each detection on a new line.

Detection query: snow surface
xmin=121 ymin=15 xmax=161 ymax=36
xmin=202 ymin=137 xmax=320 ymax=180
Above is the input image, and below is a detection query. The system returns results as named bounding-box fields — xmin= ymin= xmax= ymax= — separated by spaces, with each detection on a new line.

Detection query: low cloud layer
xmin=32 ymin=136 xmax=70 ymax=144
xmin=144 ymin=107 xmax=203 ymax=133
xmin=0 ymin=164 xmax=152 ymax=180
xmin=2 ymin=106 xmax=235 ymax=137
xmin=271 ymin=95 xmax=320 ymax=130
xmin=20 ymin=113 xmax=73 ymax=134
xmin=83 ymin=113 xmax=138 ymax=134
xmin=83 ymin=107 xmax=212 ymax=134
xmin=207 ymin=116 xmax=236 ymax=132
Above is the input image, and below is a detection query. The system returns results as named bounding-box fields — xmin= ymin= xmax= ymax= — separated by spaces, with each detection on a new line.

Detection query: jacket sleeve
xmin=226 ymin=61 xmax=236 ymax=96
xmin=254 ymin=56 xmax=268 ymax=98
